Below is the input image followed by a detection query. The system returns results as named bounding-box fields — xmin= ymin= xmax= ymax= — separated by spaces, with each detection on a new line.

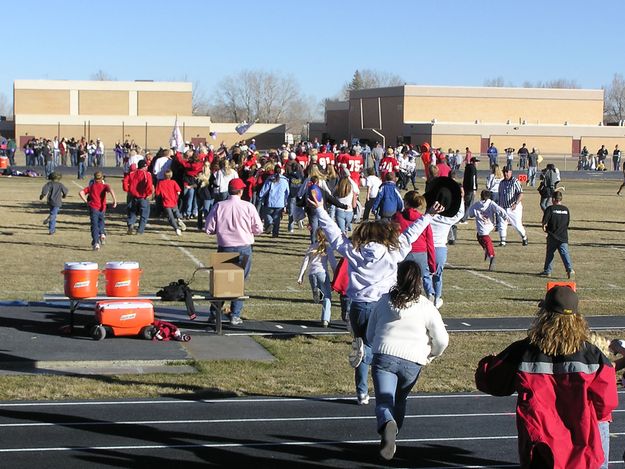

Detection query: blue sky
xmin=3 ymin=0 xmax=624 ymax=107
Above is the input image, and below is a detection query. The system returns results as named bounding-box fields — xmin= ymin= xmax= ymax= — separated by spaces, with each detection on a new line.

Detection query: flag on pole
xmin=235 ymin=121 xmax=254 ymax=135
xmin=170 ymin=117 xmax=184 ymax=151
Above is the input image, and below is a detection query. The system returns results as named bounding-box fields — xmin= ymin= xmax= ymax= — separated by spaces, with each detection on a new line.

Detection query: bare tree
xmin=0 ymin=92 xmax=13 ymax=117
xmin=210 ymin=70 xmax=311 ymax=132
xmin=192 ymin=82 xmax=210 ymax=116
xmin=483 ymin=76 xmax=506 ymax=87
xmin=342 ymin=69 xmax=404 ymax=99
xmin=90 ymin=70 xmax=116 ymax=81
xmin=604 ymin=73 xmax=625 ymax=123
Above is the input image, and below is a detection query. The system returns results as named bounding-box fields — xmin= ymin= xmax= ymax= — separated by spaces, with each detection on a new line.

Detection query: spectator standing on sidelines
xmin=205 ymin=178 xmax=264 ymax=325
xmin=487 ymin=142 xmax=498 ymax=169
xmin=79 ymin=171 xmax=117 ymax=251
xmin=539 ymin=190 xmax=575 ymax=279
xmin=517 ymin=143 xmax=529 ymax=169
xmin=527 ymin=148 xmax=539 ymax=186
xmin=498 ymin=167 xmax=529 ymax=247
xmin=613 ymin=145 xmax=621 ymax=172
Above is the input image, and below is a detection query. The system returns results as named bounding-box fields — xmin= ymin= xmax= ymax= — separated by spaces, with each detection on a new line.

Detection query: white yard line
xmin=159 ymin=233 xmax=206 ymax=269
xmin=447 ymin=263 xmax=517 ymax=288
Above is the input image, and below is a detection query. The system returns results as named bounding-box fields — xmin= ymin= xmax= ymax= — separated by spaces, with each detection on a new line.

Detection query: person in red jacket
xmin=421 ymin=143 xmax=432 ymax=180
xmin=126 ymin=159 xmax=154 ymax=235
xmin=79 ymin=171 xmax=117 ymax=250
xmin=174 ymin=150 xmax=203 ymax=219
xmin=155 ymin=169 xmax=186 ymax=236
xmin=475 ymin=286 xmax=617 ymax=469
xmin=393 ymin=191 xmax=436 ymax=301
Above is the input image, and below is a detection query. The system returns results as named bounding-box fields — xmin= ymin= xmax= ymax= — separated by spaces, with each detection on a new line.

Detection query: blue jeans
xmin=44 ymin=161 xmax=55 ymax=178
xmin=309 ymin=272 xmax=332 ymax=322
xmin=336 ymin=209 xmax=353 ymax=235
xmin=48 ymin=206 xmax=60 ymax=234
xmin=89 ymin=208 xmax=105 ymax=246
xmin=287 ymin=196 xmax=297 ymax=230
xmin=265 ymin=208 xmax=284 ymax=237
xmin=433 ymin=246 xmax=448 ymax=301
xmin=599 ymin=420 xmax=609 ymax=469
xmin=183 ymin=186 xmax=197 ymax=217
xmin=539 ymin=196 xmax=552 ymax=212
xmin=211 ymin=245 xmax=253 ymax=319
xmin=350 ymin=300 xmax=377 ymax=397
xmin=306 ymin=209 xmax=319 ymax=243
xmin=77 ymin=161 xmax=86 ymax=179
xmin=527 ymin=166 xmax=537 ymax=186
xmin=543 ymin=239 xmax=573 ymax=274
xmin=404 ymin=252 xmax=434 ymax=297
xmin=128 ymin=198 xmax=150 ymax=233
xmin=199 ymin=199 xmax=214 ymax=230
xmin=164 ymin=207 xmax=182 ymax=231
xmin=372 ymin=353 xmax=422 ymax=432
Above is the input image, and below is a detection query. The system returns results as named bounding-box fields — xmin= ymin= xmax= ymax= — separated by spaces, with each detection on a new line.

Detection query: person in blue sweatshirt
xmin=372 ymin=172 xmax=404 ymax=221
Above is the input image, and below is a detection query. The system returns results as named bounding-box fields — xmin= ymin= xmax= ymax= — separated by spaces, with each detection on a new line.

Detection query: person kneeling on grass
xmin=366 ymin=260 xmax=448 ymax=461
xmin=475 ymin=286 xmax=617 ymax=469
xmin=467 ymin=190 xmax=507 ymax=271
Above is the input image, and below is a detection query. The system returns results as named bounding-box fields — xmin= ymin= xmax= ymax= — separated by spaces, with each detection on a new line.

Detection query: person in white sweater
xmin=309 ymin=190 xmax=444 ymax=406
xmin=366 ymin=260 xmax=449 ymax=460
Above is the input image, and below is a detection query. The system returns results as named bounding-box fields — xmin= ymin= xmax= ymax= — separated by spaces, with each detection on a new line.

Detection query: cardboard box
xmin=208 ymin=253 xmax=245 ymax=298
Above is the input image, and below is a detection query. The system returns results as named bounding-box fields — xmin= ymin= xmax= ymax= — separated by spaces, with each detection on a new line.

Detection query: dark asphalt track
xmin=0 ymin=392 xmax=623 ymax=468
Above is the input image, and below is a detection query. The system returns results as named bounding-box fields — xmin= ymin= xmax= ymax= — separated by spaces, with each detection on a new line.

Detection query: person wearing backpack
xmin=372 ymin=172 xmax=404 ymax=221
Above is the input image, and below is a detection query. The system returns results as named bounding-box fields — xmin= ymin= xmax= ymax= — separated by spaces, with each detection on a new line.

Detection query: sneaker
xmin=499 ymin=241 xmax=506 ymax=247
xmin=568 ymin=270 xmax=576 ymax=279
xmin=538 ymin=271 xmax=551 ymax=277
xmin=127 ymin=227 xmax=134 ymax=235
xmin=288 ymin=228 xmax=294 ymax=233
xmin=458 ymin=221 xmax=468 ymax=225
xmin=175 ymin=229 xmax=182 ymax=236
xmin=321 ymin=320 xmax=329 ymax=328
xmin=93 ymin=243 xmax=100 ymax=251
xmin=349 ymin=338 xmax=365 ymax=368
xmin=177 ymin=219 xmax=187 ymax=231
xmin=427 ymin=293 xmax=435 ymax=304
xmin=207 ymin=314 xmax=216 ymax=324
xmin=522 ymin=237 xmax=529 ymax=246
xmin=312 ymin=288 xmax=321 ymax=304
xmin=230 ymin=316 xmax=243 ymax=326
xmin=42 ymin=217 xmax=49 ymax=225
xmin=298 ymin=220 xmax=304 ymax=229
xmin=380 ymin=419 xmax=398 ymax=461
xmin=488 ymin=256 xmax=496 ymax=271
xmin=99 ymin=234 xmax=106 ymax=245
xmin=357 ymin=393 xmax=370 ymax=405
xmin=435 ymin=298 xmax=444 ymax=309
xmin=448 ymin=240 xmax=455 ymax=245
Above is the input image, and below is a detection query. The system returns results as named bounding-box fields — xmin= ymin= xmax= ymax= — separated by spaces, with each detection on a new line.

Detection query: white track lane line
xmin=0 ymin=411 xmax=518 ymax=428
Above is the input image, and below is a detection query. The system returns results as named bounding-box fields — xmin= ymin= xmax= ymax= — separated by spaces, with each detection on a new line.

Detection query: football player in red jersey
xmin=316 ymin=145 xmax=335 ymax=172
xmin=379 ymin=147 xmax=399 ymax=181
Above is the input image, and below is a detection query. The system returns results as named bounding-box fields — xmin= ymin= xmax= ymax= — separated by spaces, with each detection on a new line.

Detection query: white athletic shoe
xmin=435 ymin=298 xmax=444 ymax=309
xmin=349 ymin=338 xmax=365 ymax=368
xmin=175 ymin=229 xmax=182 ymax=236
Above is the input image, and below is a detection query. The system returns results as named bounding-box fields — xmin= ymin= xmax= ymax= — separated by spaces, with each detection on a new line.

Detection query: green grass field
xmin=0 ymin=173 xmax=623 ymax=400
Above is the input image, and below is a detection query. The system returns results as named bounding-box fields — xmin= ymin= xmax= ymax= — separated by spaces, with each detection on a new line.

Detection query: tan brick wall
xmin=489 ymin=135 xmax=571 ymax=154
xmin=79 ymin=90 xmax=129 ymax=115
xmin=431 ymin=135 xmax=482 ymax=152
xmin=404 ymin=96 xmax=602 ymax=126
xmin=137 ymin=91 xmax=191 ymax=116
xmin=14 ymin=90 xmax=70 ymax=115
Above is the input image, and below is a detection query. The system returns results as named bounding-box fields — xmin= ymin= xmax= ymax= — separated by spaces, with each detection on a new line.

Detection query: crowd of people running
xmin=34 ymin=135 xmax=625 ymax=465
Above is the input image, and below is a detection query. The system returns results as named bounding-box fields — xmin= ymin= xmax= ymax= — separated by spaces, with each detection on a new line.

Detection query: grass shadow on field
xmin=569 ymin=225 xmax=625 ymax=233
xmin=250 ymin=294 xmax=315 ymax=304
xmin=1 ymin=239 xmax=94 ymax=250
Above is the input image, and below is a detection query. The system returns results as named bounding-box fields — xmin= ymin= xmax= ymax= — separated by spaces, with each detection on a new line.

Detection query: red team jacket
xmin=393 ymin=208 xmax=436 ymax=274
xmin=475 ymin=338 xmax=617 ymax=469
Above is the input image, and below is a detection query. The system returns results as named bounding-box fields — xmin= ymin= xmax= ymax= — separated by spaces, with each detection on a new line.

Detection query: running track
xmin=0 ymin=392 xmax=624 ymax=468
